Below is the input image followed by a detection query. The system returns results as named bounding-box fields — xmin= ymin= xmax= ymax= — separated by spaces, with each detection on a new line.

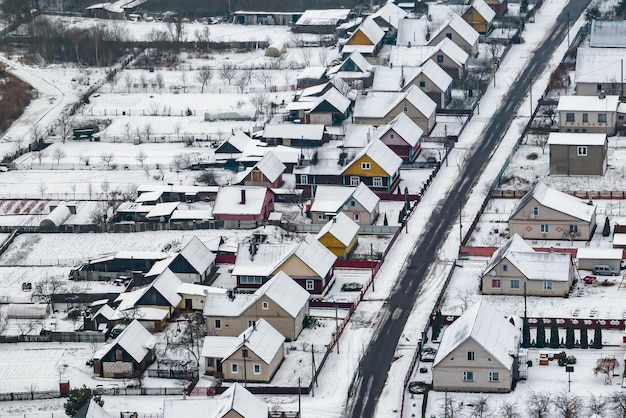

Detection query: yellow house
xmin=316 ymin=212 xmax=359 ymax=259
xmin=341 ymin=138 xmax=403 ymax=193
xmin=342 ymin=16 xmax=385 ymax=56
xmin=462 ymin=0 xmax=495 ymax=34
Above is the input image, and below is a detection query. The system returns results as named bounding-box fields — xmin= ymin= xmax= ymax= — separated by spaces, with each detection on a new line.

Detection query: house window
xmin=206 ymin=357 xmax=214 ymax=367
xmin=301 ymin=175 xmax=308 ymax=185
xmin=350 ymin=200 xmax=356 ymax=207
xmin=540 ymin=224 xmax=549 ymax=233
xmin=116 ymin=349 xmax=123 ymax=361
xmin=620 ymin=115 xmax=624 ymax=120
xmin=306 ymin=280 xmax=315 ymax=291
xmin=240 ymin=276 xmax=263 ymax=284
xmin=569 ymin=224 xmax=578 ymax=233
xmin=262 ymin=301 xmax=269 ymax=310
xmin=247 ymin=320 xmax=256 ymax=328
xmin=419 ymin=81 xmax=426 ymax=88
xmin=231 ymin=363 xmax=239 ymax=374
xmin=598 ymin=113 xmax=607 ymax=123
xmin=582 ymin=113 xmax=588 ymax=122
xmin=502 ymin=265 xmax=508 ymax=272
xmin=511 ymin=279 xmax=520 ymax=289
xmin=350 ymin=176 xmax=360 ymax=186
xmin=214 ymin=319 xmax=221 ymax=329
xmin=467 ymin=351 xmax=475 ymax=361
xmin=543 ymin=281 xmax=553 ymax=291
xmin=491 ymin=279 xmax=501 ymax=289
xmin=390 ymin=133 xmax=395 ymax=139
xmin=597 ymin=84 xmax=603 ymax=91
xmin=436 ymin=54 xmax=444 ymax=63
xmin=565 ymin=113 xmax=575 ymax=122
xmin=463 ymin=371 xmax=474 ymax=381
xmin=533 ymin=207 xmax=539 ymax=216
xmin=577 ymin=146 xmax=587 ymax=156
xmin=446 ymin=33 xmax=452 ymax=39
xmin=353 ymin=213 xmax=360 ymax=222
xmin=362 ymin=162 xmax=371 ymax=170
xmin=253 ymin=364 xmax=261 ymax=375
xmin=317 ymin=214 xmax=327 ymax=221
xmin=403 ymin=105 xmax=408 ymax=112
xmin=489 ymin=372 xmax=500 ymax=382
xmin=373 ymin=177 xmax=383 ymax=187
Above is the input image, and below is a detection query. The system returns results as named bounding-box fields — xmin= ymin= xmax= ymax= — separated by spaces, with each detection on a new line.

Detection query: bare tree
xmin=439 ymin=396 xmax=463 ymax=418
xmin=554 ymin=392 xmax=584 ymax=418
xmin=194 ymin=26 xmax=210 ymax=47
xmin=108 ymin=71 xmax=120 ymax=92
xmin=500 ymin=402 xmax=521 ymax=418
xmin=299 ymin=47 xmax=313 ymax=66
xmin=31 ymin=123 xmax=44 ymax=146
xmin=534 ymin=131 xmax=550 ymax=154
xmin=169 ymin=312 xmax=206 ymax=367
xmin=594 ymin=357 xmax=620 ymax=384
xmin=140 ymin=73 xmax=147 ymax=92
xmin=57 ymin=114 xmax=74 ymax=143
xmin=136 ymin=150 xmax=147 ymax=167
xmin=123 ymin=122 xmax=133 ymax=142
xmin=249 ymin=91 xmax=269 ymax=115
xmin=610 ymin=392 xmax=626 ymax=418
xmin=180 ymin=67 xmax=187 ymax=93
xmin=234 ymin=69 xmax=252 ymax=94
xmin=124 ymin=72 xmax=133 ymax=93
xmin=219 ymin=62 xmax=237 ymax=85
xmin=32 ymin=275 xmax=66 ymax=310
xmin=195 ymin=66 xmax=213 ymax=93
xmin=87 ymin=183 xmax=93 ymax=199
xmin=52 ymin=147 xmax=66 ymax=166
xmin=36 ymin=150 xmax=47 ymax=165
xmin=155 ymin=72 xmax=165 ymax=93
xmin=318 ymin=46 xmax=330 ymax=67
xmin=471 ymin=397 xmax=490 ymax=417
xmin=100 ymin=153 xmax=115 ymax=169
xmin=455 ymin=288 xmax=476 ymax=313
xmin=255 ymin=70 xmax=275 ymax=91
xmin=38 ymin=183 xmax=47 ymax=198
xmin=587 ymin=393 xmax=606 ymax=417
xmin=89 ymin=201 xmax=108 ymax=224
xmin=173 ymin=153 xmax=193 ymax=170
xmin=143 ymin=122 xmax=153 ymax=142
xmin=173 ymin=122 xmax=182 ymax=140
xmin=70 ymin=183 xmax=77 ymax=200
xmin=100 ymin=180 xmax=110 ymax=201
xmin=527 ymin=391 xmax=551 ymax=418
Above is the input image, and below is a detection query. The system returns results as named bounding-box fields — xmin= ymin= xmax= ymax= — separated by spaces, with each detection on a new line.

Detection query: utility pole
xmin=335 ymin=304 xmax=340 ymax=354
xmin=566 ymin=12 xmax=570 ymax=48
xmin=529 ymin=76 xmax=533 ymax=117
xmin=524 ymin=282 xmax=527 ymax=320
xmin=458 ymin=202 xmax=463 ymax=246
xmin=370 ymin=243 xmax=375 ymax=292
xmin=298 ymin=377 xmax=301 ymax=415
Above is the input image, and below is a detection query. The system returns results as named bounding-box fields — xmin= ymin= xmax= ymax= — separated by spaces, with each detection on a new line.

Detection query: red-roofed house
xmin=212 ymin=186 xmax=275 ymax=229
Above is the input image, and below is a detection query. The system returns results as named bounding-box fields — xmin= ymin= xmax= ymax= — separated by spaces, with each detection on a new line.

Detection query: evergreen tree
xmin=397 ymin=207 xmax=405 ymax=224
xmin=549 ymin=320 xmax=559 ymax=349
xmin=603 ymin=217 xmax=611 ymax=237
xmin=580 ymin=322 xmax=588 ymax=349
xmin=565 ymin=322 xmax=575 ymax=349
xmin=536 ymin=321 xmax=546 ymax=348
xmin=522 ymin=320 xmax=531 ymax=348
xmin=432 ymin=310 xmax=443 ymax=341
xmin=617 ymin=0 xmax=626 ymax=17
xmin=593 ymin=322 xmax=603 ymax=349
xmin=64 ymin=385 xmax=103 ymax=417
xmin=383 ymin=213 xmax=388 ymax=226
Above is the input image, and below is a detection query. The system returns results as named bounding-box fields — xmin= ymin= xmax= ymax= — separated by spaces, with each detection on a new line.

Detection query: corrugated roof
xmin=316 ymin=212 xmax=359 ymax=246
xmin=547 ymin=132 xmax=607 ymax=146
xmin=262 ymin=124 xmax=325 ymax=141
xmin=509 ymin=181 xmax=596 ymax=222
xmin=557 ymin=95 xmax=620 ymax=112
xmin=575 ymin=47 xmax=626 ymax=84
xmin=145 ymin=202 xmax=180 ymax=219
xmin=590 ymin=20 xmax=626 ymax=48
xmin=296 ymin=9 xmax=351 ymax=26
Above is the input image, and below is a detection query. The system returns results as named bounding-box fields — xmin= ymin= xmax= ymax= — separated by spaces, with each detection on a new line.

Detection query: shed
xmin=265 ymin=41 xmax=286 ymax=57
xmin=40 ymin=205 xmax=71 ymax=228
xmin=577 ymin=247 xmax=622 ymax=271
xmin=7 ymin=303 xmax=50 ymax=319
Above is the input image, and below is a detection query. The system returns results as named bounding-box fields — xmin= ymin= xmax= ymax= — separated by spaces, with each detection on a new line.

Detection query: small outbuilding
xmin=577 ymin=247 xmax=622 ymax=271
xmin=265 ymin=41 xmax=286 ymax=57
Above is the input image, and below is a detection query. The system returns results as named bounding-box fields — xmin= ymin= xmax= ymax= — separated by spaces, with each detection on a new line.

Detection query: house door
xmin=216 ymin=361 xmax=223 ymax=373
xmin=185 ymin=299 xmax=192 ymax=310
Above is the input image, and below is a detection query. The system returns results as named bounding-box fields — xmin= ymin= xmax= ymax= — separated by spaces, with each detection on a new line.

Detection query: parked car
xmin=592 ymin=264 xmax=620 ymax=276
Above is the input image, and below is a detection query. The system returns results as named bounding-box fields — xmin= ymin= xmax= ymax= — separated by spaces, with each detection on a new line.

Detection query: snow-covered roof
xmin=434 ymin=37 xmax=470 ymax=66
xmin=310 ymin=186 xmax=355 ymax=213
xmin=575 ymin=47 xmax=626 ymax=84
xmin=344 ymin=138 xmax=403 ymax=177
xmin=342 ymin=124 xmax=376 ymax=148
xmin=94 ymin=320 xmax=154 ymax=363
xmin=212 ymin=186 xmax=271 ymax=216
xmin=349 ymin=16 xmax=385 ymax=46
xmin=396 ymin=18 xmax=429 ymax=46
xmin=484 ymin=234 xmax=533 ymax=273
xmin=412 ymin=60 xmax=453 ymax=92
xmin=181 ymin=235 xmax=222 ymax=252
xmin=577 ymin=247 xmax=623 ymax=260
xmin=297 ymin=66 xmax=327 ymax=80
xmin=201 ymin=336 xmax=242 ymax=359
xmin=163 ymin=384 xmax=268 ymax=418
xmin=179 ymin=236 xmax=216 ymax=275
xmin=232 ymin=241 xmax=298 ymax=277
xmin=295 ymin=9 xmax=351 ymax=26
xmin=134 ymin=306 xmax=169 ymax=321
xmin=150 ymin=269 xmax=183 ymax=307
xmin=431 ymin=14 xmax=479 ymax=47
xmin=509 ymin=181 xmax=596 ymax=222
xmin=547 ymin=132 xmax=607 ymax=146
xmin=170 ymin=209 xmax=214 ymax=221
xmin=371 ymin=2 xmax=408 ymax=29
xmin=468 ymin=0 xmax=496 ymax=23
xmin=135 ymin=190 xmax=162 ymax=203
xmin=262 ymin=124 xmax=325 ymax=141
xmin=328 ymin=51 xmax=373 ymax=75
xmin=371 ymin=66 xmax=403 ymax=92
xmin=354 ymin=85 xmax=436 ymax=119
xmin=375 ymin=112 xmax=424 ymax=147
xmin=94 ymin=304 xmax=115 ymax=321
xmin=590 ymin=20 xmax=626 ymax=48
xmin=116 ymin=202 xmax=152 ymax=213
xmin=7 ymin=303 xmax=49 ymax=319
xmin=261 ymin=271 xmax=310 ymax=317
xmin=41 ymin=205 xmax=71 ymax=227
xmin=295 ymin=235 xmax=337 ymax=278
xmin=433 ymin=301 xmax=518 ymax=368
xmin=177 ymin=283 xmax=226 ymax=297
xmin=145 ymin=255 xmax=176 ymax=277
xmin=285 ymin=101 xmax=316 ymax=112
xmin=309 ymin=88 xmax=352 ymax=114
xmin=75 ymin=399 xmax=115 ymax=418
xmin=316 ymin=212 xmax=359 ymax=246
xmin=252 ymin=151 xmax=286 ymax=183
xmin=219 ymin=131 xmax=253 ymax=154
xmin=341 ymin=44 xmax=377 ymax=55
xmin=556 ymin=95 xmax=620 ymax=112
xmin=145 ymin=202 xmax=180 ymax=219
xmin=352 ymin=182 xmax=381 ymax=212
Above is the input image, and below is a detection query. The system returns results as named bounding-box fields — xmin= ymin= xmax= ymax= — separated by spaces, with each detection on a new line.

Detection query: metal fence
xmin=146 ymin=369 xmax=198 ymax=380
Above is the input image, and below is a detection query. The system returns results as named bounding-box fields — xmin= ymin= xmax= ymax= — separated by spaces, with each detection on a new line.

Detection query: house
xmin=508 ymin=182 xmax=597 ymax=241
xmin=548 ymin=132 xmax=608 ymax=176
xmin=433 ymin=301 xmax=519 ymax=393
xmin=177 ymin=283 xmax=226 ymax=311
xmin=462 ymin=0 xmax=495 ymax=34
xmin=93 ymin=320 xmax=156 ymax=378
xmin=115 ymin=202 xmax=152 ymax=222
xmin=241 ymin=151 xmax=286 ymax=188
xmin=162 ymin=383 xmax=269 ymax=418
xmin=232 ymin=235 xmax=337 ymax=296
xmin=145 ymin=236 xmax=216 ymax=283
xmin=214 ymin=131 xmax=262 ymax=160
xmin=341 ymin=124 xmax=376 ymax=148
xmin=145 ymin=202 xmax=180 ymax=223
xmin=341 ymin=138 xmax=402 ymax=192
xmin=481 ymin=234 xmax=575 ymax=297
xmin=298 ymin=76 xmax=354 ymax=101
xmin=428 ymin=14 xmax=479 ymax=56
xmin=389 ymin=38 xmax=469 ymax=80
xmin=574 ymin=48 xmax=626 ymax=96
xmin=204 ymin=271 xmax=310 ymax=340
xmin=589 ymin=19 xmax=626 ymax=48
xmin=375 ymin=112 xmax=424 ymax=163
xmin=316 ymin=212 xmax=359 ymax=259
xmin=396 ymin=18 xmax=429 ymax=47
xmin=353 ymin=85 xmax=437 ymax=134
xmin=306 ymin=88 xmax=352 ymax=125
xmin=309 ymin=182 xmax=380 ymax=225
xmin=136 ymin=184 xmax=218 ymax=203
xmin=327 ymin=51 xmax=374 ymax=87
xmin=296 ymin=67 xmax=328 ymax=89
xmin=485 ymin=0 xmax=508 ymax=17
xmin=577 ymin=247 xmax=623 ymax=271
xmin=212 ymin=186 xmax=275 ymax=228
xmin=293 ymin=9 xmax=351 ymax=34
xmin=369 ymin=2 xmax=408 ymax=33
xmin=201 ymin=319 xmax=285 ymax=382
xmin=73 ymin=399 xmax=114 ymax=418
xmin=557 ymin=94 xmax=620 ymax=135
xmin=258 ymin=124 xmax=327 ymax=147
xmin=341 ymin=16 xmax=385 ymax=56
xmin=73 ymin=251 xmax=169 ymax=281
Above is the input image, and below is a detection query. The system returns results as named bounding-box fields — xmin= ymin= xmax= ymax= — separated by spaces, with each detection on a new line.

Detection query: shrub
xmin=527 ymin=152 xmax=538 ymax=160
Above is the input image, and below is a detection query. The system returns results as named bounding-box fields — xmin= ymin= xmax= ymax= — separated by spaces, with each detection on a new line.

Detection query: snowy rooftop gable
xmin=149 ymin=269 xmax=183 ymax=307
xmin=74 ymin=399 xmax=115 ymax=418
xmin=370 ymin=1 xmax=408 ymax=30
xmin=294 ymin=235 xmax=337 ymax=278
xmin=353 ymin=85 xmax=436 ymax=119
xmin=260 ymin=271 xmax=310 ymax=318
xmin=310 ymin=182 xmax=380 ymax=214
xmin=179 ymin=236 xmax=216 ymax=276
xmin=575 ymin=47 xmax=626 ymax=84
xmin=349 ymin=16 xmax=385 ymax=46
xmin=177 ymin=283 xmax=226 ymax=297
xmin=343 ymin=138 xmax=402 ymax=177
xmin=590 ymin=20 xmax=626 ymax=48
xmin=232 ymin=240 xmax=298 ymax=277
xmin=93 ymin=320 xmax=154 ymax=363
xmin=253 ymin=151 xmax=286 ymax=183
xmin=547 ymin=132 xmax=607 ymax=146
xmin=297 ymin=66 xmax=327 ymax=81
xmin=402 ymin=85 xmax=436 ymax=116
xmin=396 ymin=18 xmax=429 ymax=46
xmin=328 ymin=51 xmax=373 ymax=75
xmin=431 ymin=14 xmax=479 ymax=47
xmin=435 ymin=38 xmax=470 ymax=66
xmin=296 ymin=9 xmax=351 ymax=26
xmin=316 ymin=212 xmax=360 ymax=247
xmin=212 ymin=186 xmax=272 ymax=216
xmin=556 ymin=95 xmax=620 ymax=113
xmin=410 ymin=60 xmax=453 ymax=92
xmin=309 ymin=88 xmax=352 ymax=114
xmin=262 ymin=124 xmax=325 ymax=141
xmin=375 ymin=112 xmax=424 ymax=147
xmin=433 ymin=301 xmax=519 ymax=368
xmin=145 ymin=202 xmax=180 ymax=219
xmin=468 ymin=0 xmax=496 ymax=24
xmin=509 ymin=181 xmax=596 ymax=222
xmin=233 ymin=319 xmax=285 ymax=364
xmin=352 ymin=182 xmax=381 ymax=213
xmin=217 ymin=130 xmax=253 ymax=154
xmin=484 ymin=234 xmax=533 ymax=273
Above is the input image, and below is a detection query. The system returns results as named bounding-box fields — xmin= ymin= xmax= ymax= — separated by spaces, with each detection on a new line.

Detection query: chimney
xmin=599 ymin=90 xmax=606 ymax=99
xmin=240 ymin=189 xmax=246 ymax=204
